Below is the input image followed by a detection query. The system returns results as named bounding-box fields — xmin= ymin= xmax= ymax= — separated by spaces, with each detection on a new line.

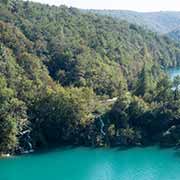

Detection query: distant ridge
xmin=82 ymin=9 xmax=180 ymax=34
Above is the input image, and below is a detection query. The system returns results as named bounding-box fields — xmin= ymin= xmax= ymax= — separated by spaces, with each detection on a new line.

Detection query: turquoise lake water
xmin=1 ymin=147 xmax=180 ymax=180
xmin=168 ymin=67 xmax=180 ymax=79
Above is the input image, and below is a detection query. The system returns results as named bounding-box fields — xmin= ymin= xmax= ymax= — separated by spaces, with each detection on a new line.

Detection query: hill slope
xmin=1 ymin=0 xmax=180 ymax=97
xmin=84 ymin=10 xmax=180 ymax=34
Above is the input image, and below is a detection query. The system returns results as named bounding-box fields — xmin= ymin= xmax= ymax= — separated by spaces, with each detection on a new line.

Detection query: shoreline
xmin=1 ymin=142 xmax=179 ymax=159
xmin=0 ymin=153 xmax=10 ymax=158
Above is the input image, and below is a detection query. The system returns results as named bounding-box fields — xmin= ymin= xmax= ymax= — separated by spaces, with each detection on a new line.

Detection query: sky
xmin=28 ymin=0 xmax=180 ymax=12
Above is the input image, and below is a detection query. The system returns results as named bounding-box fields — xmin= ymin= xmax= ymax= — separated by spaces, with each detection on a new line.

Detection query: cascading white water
xmin=99 ymin=118 xmax=106 ymax=136
xmin=20 ymin=130 xmax=34 ymax=154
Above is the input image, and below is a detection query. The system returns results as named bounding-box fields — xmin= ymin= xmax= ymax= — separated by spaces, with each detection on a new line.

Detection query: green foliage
xmin=135 ymin=64 xmax=155 ymax=98
xmin=0 ymin=76 xmax=28 ymax=153
xmin=0 ymin=0 xmax=180 ymax=153
xmin=1 ymin=1 xmax=179 ymax=94
xmin=29 ymin=87 xmax=96 ymax=147
xmin=154 ymin=76 xmax=174 ymax=102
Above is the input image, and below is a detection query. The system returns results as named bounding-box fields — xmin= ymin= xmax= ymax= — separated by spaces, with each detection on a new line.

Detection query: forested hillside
xmin=1 ymin=0 xmax=180 ymax=94
xmin=85 ymin=10 xmax=180 ymax=34
xmin=1 ymin=0 xmax=180 ymax=155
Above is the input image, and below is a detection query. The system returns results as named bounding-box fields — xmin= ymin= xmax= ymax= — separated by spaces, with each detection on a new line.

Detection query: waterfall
xmin=20 ymin=130 xmax=34 ymax=154
xmin=27 ymin=138 xmax=34 ymax=153
xmin=100 ymin=118 xmax=106 ymax=136
xmin=28 ymin=142 xmax=32 ymax=150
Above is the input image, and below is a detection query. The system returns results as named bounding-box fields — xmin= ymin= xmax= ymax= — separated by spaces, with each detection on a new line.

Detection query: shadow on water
xmin=31 ymin=144 xmax=108 ymax=156
xmin=158 ymin=145 xmax=180 ymax=159
xmin=31 ymin=145 xmax=80 ymax=156
xmin=173 ymin=148 xmax=180 ymax=158
xmin=156 ymin=145 xmax=180 ymax=158
xmin=116 ymin=144 xmax=153 ymax=152
xmin=116 ymin=146 xmax=134 ymax=151
xmin=15 ymin=141 xmax=180 ymax=160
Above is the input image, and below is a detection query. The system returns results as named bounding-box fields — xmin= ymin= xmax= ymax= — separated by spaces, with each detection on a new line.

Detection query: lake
xmin=168 ymin=67 xmax=180 ymax=79
xmin=1 ymin=147 xmax=180 ymax=180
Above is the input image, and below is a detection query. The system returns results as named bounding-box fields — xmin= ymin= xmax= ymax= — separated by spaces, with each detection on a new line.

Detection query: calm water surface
xmin=1 ymin=147 xmax=180 ymax=180
xmin=168 ymin=67 xmax=180 ymax=79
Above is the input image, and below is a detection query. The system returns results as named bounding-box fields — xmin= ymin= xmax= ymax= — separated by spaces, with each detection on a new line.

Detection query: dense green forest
xmin=0 ymin=0 xmax=180 ymax=155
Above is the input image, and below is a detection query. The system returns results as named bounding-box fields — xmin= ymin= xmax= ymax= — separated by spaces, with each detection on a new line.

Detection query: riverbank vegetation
xmin=0 ymin=0 xmax=180 ymax=155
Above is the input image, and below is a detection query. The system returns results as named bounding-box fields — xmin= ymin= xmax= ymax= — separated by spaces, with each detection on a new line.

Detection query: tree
xmin=0 ymin=76 xmax=28 ymax=154
xmin=155 ymin=76 xmax=173 ymax=102
xmin=128 ymin=96 xmax=148 ymax=127
xmin=135 ymin=64 xmax=155 ymax=101
xmin=10 ymin=0 xmax=19 ymax=13
xmin=29 ymin=87 xmax=95 ymax=147
xmin=110 ymin=92 xmax=132 ymax=130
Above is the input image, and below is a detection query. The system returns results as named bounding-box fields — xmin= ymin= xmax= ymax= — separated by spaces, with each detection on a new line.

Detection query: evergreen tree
xmin=135 ymin=64 xmax=154 ymax=98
